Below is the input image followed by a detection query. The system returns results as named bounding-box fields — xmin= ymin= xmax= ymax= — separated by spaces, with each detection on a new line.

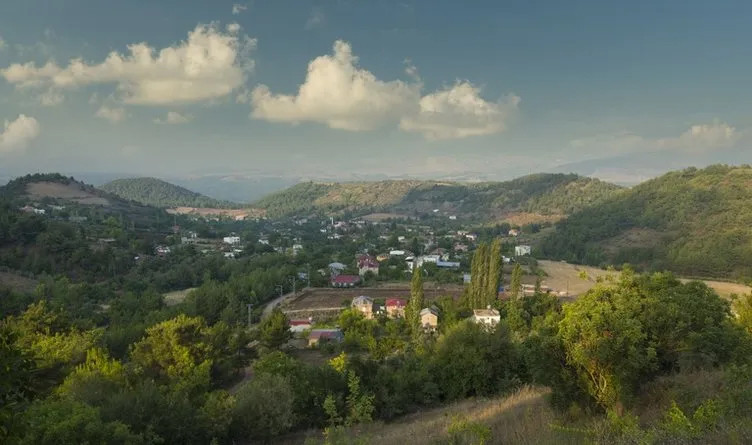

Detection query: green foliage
xmin=232 ymin=373 xmax=296 ymax=440
xmin=101 ymin=177 xmax=238 ymax=209
xmin=542 ymin=165 xmax=752 ymax=280
xmin=510 ymin=264 xmax=523 ymax=299
xmin=259 ymin=308 xmax=292 ymax=349
xmin=0 ymin=325 xmax=35 ymax=441
xmin=446 ymin=416 xmax=492 ymax=445
xmin=407 ymin=267 xmax=424 ymax=341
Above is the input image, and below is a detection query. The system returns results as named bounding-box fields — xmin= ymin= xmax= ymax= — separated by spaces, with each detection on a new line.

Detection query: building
xmin=328 ymin=262 xmax=347 ymax=276
xmin=515 ymin=245 xmax=532 ymax=256
xmin=385 ymin=298 xmax=407 ymax=318
xmin=376 ymin=253 xmax=390 ymax=262
xmin=155 ymin=245 xmax=171 ymax=256
xmin=436 ymin=260 xmax=461 ymax=269
xmin=463 ymin=273 xmax=472 ymax=284
xmin=420 ymin=307 xmax=439 ymax=331
xmin=331 ymin=275 xmax=361 ymax=288
xmin=472 ymin=308 xmax=501 ymax=327
xmin=223 ymin=236 xmax=241 ymax=245
xmin=357 ymin=256 xmax=380 ymax=276
xmin=289 ymin=319 xmax=312 ymax=334
xmin=351 ymin=296 xmax=374 ymax=319
xmin=308 ymin=329 xmax=344 ymax=347
xmin=508 ymin=229 xmax=520 ymax=237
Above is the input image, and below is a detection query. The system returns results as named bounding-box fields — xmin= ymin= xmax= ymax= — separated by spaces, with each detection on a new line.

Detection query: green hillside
xmin=100 ymin=177 xmax=238 ymax=209
xmin=254 ymin=174 xmax=622 ymax=221
xmin=541 ymin=164 xmax=752 ymax=280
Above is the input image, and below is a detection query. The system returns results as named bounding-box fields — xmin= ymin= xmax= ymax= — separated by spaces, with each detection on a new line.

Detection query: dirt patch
xmin=495 ymin=212 xmax=565 ymax=226
xmin=537 ymin=260 xmax=614 ymax=296
xmin=163 ymin=287 xmax=196 ymax=306
xmin=26 ymin=182 xmax=110 ymax=206
xmin=167 ymin=207 xmax=266 ymax=220
xmin=0 ymin=271 xmax=38 ymax=293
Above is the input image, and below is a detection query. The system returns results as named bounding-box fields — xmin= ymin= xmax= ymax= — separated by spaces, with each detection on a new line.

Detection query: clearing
xmin=0 ymin=271 xmax=38 ymax=293
xmin=280 ymin=385 xmax=583 ymax=445
xmin=163 ymin=287 xmax=196 ymax=306
xmin=26 ymin=181 xmax=110 ymax=206
xmin=166 ymin=207 xmax=266 ymax=220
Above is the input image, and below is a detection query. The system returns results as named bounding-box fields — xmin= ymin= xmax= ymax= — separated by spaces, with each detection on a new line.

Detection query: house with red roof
xmin=331 ymin=274 xmax=361 ymax=288
xmin=385 ymin=298 xmax=407 ymax=318
xmin=357 ymin=256 xmax=380 ymax=276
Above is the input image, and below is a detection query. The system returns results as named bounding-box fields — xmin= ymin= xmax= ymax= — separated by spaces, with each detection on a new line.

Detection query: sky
xmin=1 ymin=0 xmax=751 ymax=185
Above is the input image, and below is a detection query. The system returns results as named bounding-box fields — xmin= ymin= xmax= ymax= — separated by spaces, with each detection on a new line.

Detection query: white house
xmin=472 ymin=308 xmax=501 ymax=327
xmin=223 ymin=236 xmax=241 ymax=245
xmin=515 ymin=245 xmax=532 ymax=256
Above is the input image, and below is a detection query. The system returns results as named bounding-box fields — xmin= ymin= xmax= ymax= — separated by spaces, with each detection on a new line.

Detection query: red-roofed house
xmin=357 ymin=256 xmax=380 ymax=276
xmin=308 ymin=329 xmax=345 ymax=347
xmin=385 ymin=298 xmax=407 ymax=318
xmin=289 ymin=319 xmax=312 ymax=334
xmin=331 ymin=274 xmax=361 ymax=288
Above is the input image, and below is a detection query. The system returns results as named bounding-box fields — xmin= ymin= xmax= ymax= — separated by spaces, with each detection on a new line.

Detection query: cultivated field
xmin=27 ymin=181 xmax=110 ymax=205
xmin=281 ymin=284 xmax=465 ymax=312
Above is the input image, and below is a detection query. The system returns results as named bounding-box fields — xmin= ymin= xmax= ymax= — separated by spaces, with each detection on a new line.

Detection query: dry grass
xmin=0 ymin=270 xmax=38 ymax=293
xmin=166 ymin=207 xmax=266 ymax=219
xmin=286 ymin=386 xmax=585 ymax=445
xmin=26 ymin=181 xmax=110 ymax=205
xmin=163 ymin=287 xmax=196 ymax=306
xmin=537 ymin=260 xmax=613 ymax=296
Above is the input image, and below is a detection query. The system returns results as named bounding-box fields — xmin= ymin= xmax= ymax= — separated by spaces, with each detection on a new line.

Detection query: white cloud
xmin=226 ymin=23 xmax=241 ymax=34
xmin=95 ymin=106 xmax=127 ymax=123
xmin=1 ymin=24 xmax=256 ymax=105
xmin=37 ymin=89 xmax=64 ymax=106
xmin=657 ymin=122 xmax=740 ymax=152
xmin=252 ymin=40 xmax=420 ymax=131
xmin=0 ymin=36 xmax=6 ymax=52
xmin=305 ymin=9 xmax=326 ymax=30
xmin=232 ymin=3 xmax=247 ymax=15
xmin=0 ymin=115 xmax=40 ymax=154
xmin=400 ymin=82 xmax=520 ymax=140
xmin=571 ymin=121 xmax=741 ymax=155
xmin=154 ymin=111 xmax=192 ymax=125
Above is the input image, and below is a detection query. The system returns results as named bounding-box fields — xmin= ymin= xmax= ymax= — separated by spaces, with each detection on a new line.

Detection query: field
xmin=26 ymin=181 xmax=110 ymax=205
xmin=281 ymin=386 xmax=584 ymax=445
xmin=281 ymin=284 xmax=465 ymax=313
xmin=166 ymin=206 xmax=266 ymax=220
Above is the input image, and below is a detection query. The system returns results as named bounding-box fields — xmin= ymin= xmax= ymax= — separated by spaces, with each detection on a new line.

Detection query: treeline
xmin=541 ymin=165 xmax=752 ymax=281
xmin=101 ymin=177 xmax=239 ymax=209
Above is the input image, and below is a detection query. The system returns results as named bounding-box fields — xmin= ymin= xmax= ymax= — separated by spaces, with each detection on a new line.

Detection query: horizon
xmin=2 ymin=1 xmax=752 ymax=187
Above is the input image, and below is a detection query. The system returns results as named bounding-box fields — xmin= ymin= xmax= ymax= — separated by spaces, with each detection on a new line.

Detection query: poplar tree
xmin=510 ymin=263 xmax=523 ymax=299
xmin=408 ymin=266 xmax=424 ymax=336
xmin=485 ymin=238 xmax=502 ymax=307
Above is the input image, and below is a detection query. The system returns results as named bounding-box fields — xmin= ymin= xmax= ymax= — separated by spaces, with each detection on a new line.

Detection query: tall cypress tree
xmin=408 ymin=266 xmax=424 ymax=336
xmin=510 ymin=263 xmax=523 ymax=299
xmin=486 ymin=238 xmax=502 ymax=307
xmin=476 ymin=243 xmax=489 ymax=308
xmin=468 ymin=245 xmax=482 ymax=308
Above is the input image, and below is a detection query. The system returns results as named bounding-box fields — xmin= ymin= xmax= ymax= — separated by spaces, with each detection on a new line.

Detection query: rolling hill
xmin=540 ymin=164 xmax=752 ymax=280
xmin=253 ymin=173 xmax=623 ymax=222
xmin=100 ymin=177 xmax=239 ymax=209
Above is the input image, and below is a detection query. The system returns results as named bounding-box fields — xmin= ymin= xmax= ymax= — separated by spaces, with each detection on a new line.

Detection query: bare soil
xmin=26 ymin=182 xmax=110 ymax=206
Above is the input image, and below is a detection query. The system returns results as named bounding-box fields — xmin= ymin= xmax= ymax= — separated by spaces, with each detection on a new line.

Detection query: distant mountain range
xmin=100 ymin=177 xmax=239 ymax=209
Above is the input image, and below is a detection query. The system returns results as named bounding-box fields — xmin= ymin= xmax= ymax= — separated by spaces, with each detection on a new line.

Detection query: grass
xmin=163 ymin=287 xmax=196 ymax=306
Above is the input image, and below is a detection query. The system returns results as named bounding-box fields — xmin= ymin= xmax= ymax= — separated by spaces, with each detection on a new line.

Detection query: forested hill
xmin=100 ymin=177 xmax=238 ymax=209
xmin=541 ymin=164 xmax=752 ymax=280
xmin=253 ymin=174 xmax=622 ymax=221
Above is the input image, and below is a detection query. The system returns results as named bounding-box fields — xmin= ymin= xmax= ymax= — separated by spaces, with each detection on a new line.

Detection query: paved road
xmin=261 ymin=288 xmax=304 ymax=319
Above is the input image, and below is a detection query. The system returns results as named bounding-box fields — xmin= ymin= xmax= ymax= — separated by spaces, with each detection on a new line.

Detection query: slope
xmin=100 ymin=177 xmax=239 ymax=209
xmin=541 ymin=164 xmax=752 ymax=280
xmin=254 ymin=174 xmax=622 ymax=222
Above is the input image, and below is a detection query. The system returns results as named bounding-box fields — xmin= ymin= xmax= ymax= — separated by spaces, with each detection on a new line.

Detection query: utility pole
xmin=306 ymin=263 xmax=311 ymax=289
xmin=290 ymin=276 xmax=296 ymax=295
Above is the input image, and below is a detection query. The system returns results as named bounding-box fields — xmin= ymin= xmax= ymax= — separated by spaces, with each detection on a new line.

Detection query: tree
xmin=510 ymin=264 xmax=523 ymax=299
xmin=485 ymin=239 xmax=502 ymax=308
xmin=0 ymin=326 xmax=35 ymax=441
xmin=259 ymin=309 xmax=292 ymax=349
xmin=232 ymin=373 xmax=295 ymax=441
xmin=407 ymin=267 xmax=425 ymax=339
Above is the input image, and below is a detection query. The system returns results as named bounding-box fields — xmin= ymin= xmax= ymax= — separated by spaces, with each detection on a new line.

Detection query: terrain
xmin=100 ymin=177 xmax=239 ymax=209
xmin=253 ymin=174 xmax=622 ymax=222
xmin=541 ymin=165 xmax=752 ymax=280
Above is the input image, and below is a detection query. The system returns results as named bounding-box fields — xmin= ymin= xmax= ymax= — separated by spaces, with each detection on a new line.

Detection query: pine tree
xmin=510 ymin=263 xmax=523 ymax=299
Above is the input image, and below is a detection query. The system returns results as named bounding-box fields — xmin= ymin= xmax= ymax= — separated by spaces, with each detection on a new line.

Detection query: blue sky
xmin=1 ymin=0 xmax=751 ymax=184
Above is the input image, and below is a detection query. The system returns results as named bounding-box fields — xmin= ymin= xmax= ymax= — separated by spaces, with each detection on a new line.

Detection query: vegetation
xmin=254 ymin=174 xmax=622 ymax=221
xmin=542 ymin=164 xmax=752 ymax=280
xmin=100 ymin=177 xmax=238 ymax=209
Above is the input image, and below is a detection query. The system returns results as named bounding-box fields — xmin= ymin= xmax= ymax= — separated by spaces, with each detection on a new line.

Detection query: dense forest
xmin=541 ymin=165 xmax=752 ymax=281
xmin=253 ymin=174 xmax=622 ymax=221
xmin=101 ymin=177 xmax=239 ymax=209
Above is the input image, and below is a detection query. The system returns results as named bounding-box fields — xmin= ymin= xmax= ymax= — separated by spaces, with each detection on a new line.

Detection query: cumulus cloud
xmin=400 ymin=82 xmax=520 ymax=140
xmin=250 ymin=40 xmax=517 ymax=139
xmin=251 ymin=40 xmax=421 ymax=131
xmin=571 ymin=121 xmax=741 ymax=155
xmin=657 ymin=122 xmax=740 ymax=152
xmin=232 ymin=3 xmax=247 ymax=15
xmin=95 ymin=106 xmax=127 ymax=123
xmin=0 ymin=36 xmax=6 ymax=52
xmin=0 ymin=115 xmax=40 ymax=154
xmin=1 ymin=24 xmax=256 ymax=105
xmin=154 ymin=111 xmax=192 ymax=125
xmin=37 ymin=89 xmax=64 ymax=106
